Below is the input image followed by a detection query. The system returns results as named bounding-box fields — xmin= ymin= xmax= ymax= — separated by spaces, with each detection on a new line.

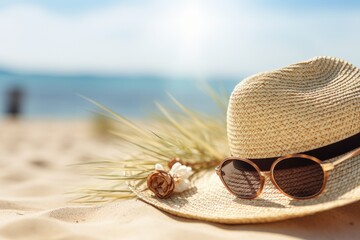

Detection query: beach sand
xmin=0 ymin=120 xmax=358 ymax=240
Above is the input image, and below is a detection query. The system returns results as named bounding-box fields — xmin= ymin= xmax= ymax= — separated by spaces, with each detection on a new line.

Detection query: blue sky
xmin=0 ymin=0 xmax=359 ymax=77
xmin=1 ymin=0 xmax=360 ymax=12
xmin=0 ymin=0 xmax=123 ymax=13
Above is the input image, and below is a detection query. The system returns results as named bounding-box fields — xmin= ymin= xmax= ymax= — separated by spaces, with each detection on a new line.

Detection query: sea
xmin=0 ymin=70 xmax=240 ymax=119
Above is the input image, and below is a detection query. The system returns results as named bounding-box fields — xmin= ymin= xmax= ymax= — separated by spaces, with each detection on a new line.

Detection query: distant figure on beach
xmin=5 ymin=86 xmax=24 ymax=119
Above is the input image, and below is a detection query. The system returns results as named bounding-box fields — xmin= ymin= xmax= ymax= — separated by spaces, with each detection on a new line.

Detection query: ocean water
xmin=0 ymin=71 xmax=239 ymax=119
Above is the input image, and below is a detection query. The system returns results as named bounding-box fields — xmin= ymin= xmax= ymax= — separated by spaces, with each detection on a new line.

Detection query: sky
xmin=0 ymin=0 xmax=360 ymax=77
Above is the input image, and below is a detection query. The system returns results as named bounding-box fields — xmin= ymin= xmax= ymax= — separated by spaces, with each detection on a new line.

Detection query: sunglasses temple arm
xmin=332 ymin=147 xmax=360 ymax=166
xmin=215 ymin=165 xmax=220 ymax=175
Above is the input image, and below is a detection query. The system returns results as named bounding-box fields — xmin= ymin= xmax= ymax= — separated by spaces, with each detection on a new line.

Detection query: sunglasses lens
xmin=220 ymin=159 xmax=262 ymax=199
xmin=273 ymin=157 xmax=325 ymax=199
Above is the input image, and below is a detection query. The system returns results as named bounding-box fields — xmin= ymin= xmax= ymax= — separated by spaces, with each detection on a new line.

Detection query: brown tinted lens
xmin=220 ymin=159 xmax=261 ymax=199
xmin=273 ymin=157 xmax=325 ymax=198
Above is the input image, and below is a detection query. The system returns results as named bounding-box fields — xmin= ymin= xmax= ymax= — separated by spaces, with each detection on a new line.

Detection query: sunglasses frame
xmin=217 ymin=158 xmax=265 ymax=200
xmin=216 ymin=147 xmax=360 ymax=200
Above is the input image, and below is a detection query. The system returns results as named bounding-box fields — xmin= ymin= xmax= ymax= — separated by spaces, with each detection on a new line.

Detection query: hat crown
xmin=227 ymin=56 xmax=360 ymax=158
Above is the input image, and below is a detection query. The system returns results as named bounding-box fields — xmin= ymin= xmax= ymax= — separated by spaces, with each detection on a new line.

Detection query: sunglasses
xmin=216 ymin=147 xmax=360 ymax=200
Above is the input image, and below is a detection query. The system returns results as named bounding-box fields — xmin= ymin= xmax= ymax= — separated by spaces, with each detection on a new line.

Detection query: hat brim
xmin=130 ymin=155 xmax=360 ymax=224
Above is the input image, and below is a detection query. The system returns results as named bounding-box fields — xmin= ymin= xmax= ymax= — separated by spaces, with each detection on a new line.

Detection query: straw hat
xmin=131 ymin=56 xmax=360 ymax=224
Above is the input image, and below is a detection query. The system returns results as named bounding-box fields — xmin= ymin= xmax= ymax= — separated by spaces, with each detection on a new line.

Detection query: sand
xmin=0 ymin=120 xmax=358 ymax=240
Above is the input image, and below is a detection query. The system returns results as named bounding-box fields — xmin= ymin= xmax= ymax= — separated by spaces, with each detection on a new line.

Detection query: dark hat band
xmin=248 ymin=132 xmax=360 ymax=171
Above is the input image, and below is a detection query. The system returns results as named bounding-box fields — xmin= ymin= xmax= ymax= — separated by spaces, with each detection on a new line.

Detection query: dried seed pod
xmin=147 ymin=170 xmax=175 ymax=199
xmin=168 ymin=158 xmax=182 ymax=169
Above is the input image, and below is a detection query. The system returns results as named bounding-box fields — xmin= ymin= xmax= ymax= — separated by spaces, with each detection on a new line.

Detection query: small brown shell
xmin=147 ymin=170 xmax=175 ymax=199
xmin=168 ymin=158 xmax=182 ymax=169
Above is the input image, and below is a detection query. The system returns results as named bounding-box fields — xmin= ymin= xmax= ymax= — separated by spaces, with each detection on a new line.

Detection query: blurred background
xmin=0 ymin=2 xmax=360 ymax=231
xmin=0 ymin=0 xmax=360 ymax=119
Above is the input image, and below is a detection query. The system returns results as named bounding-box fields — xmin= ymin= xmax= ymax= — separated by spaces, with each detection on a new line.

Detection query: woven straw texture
xmin=228 ymin=56 xmax=360 ymax=158
xmin=131 ymin=56 xmax=360 ymax=224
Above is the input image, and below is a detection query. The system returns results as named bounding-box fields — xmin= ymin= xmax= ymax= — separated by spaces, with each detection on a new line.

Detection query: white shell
xmin=155 ymin=163 xmax=164 ymax=171
xmin=152 ymin=162 xmax=193 ymax=193
xmin=173 ymin=179 xmax=191 ymax=193
xmin=169 ymin=162 xmax=193 ymax=193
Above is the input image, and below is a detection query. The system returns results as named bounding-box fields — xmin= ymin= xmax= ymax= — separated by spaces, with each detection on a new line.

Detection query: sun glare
xmin=174 ymin=3 xmax=211 ymax=47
